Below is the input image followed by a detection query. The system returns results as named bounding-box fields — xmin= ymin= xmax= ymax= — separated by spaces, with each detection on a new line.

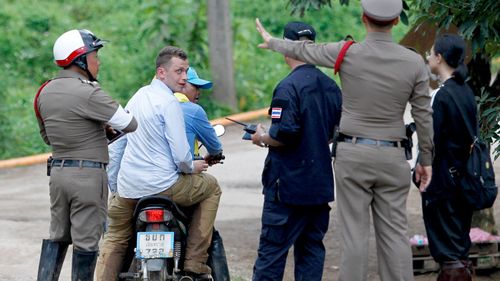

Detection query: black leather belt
xmin=51 ymin=159 xmax=106 ymax=169
xmin=338 ymin=133 xmax=401 ymax=147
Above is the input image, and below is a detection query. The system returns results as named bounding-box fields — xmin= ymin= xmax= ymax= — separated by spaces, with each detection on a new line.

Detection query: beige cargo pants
xmin=95 ymin=173 xmax=221 ymax=280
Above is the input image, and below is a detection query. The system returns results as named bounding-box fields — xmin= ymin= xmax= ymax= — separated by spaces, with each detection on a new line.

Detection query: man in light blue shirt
xmin=174 ymin=67 xmax=222 ymax=158
xmin=96 ymin=46 xmax=222 ymax=280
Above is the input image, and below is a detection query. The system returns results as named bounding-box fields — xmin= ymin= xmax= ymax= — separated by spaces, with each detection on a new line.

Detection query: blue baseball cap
xmin=187 ymin=67 xmax=212 ymax=89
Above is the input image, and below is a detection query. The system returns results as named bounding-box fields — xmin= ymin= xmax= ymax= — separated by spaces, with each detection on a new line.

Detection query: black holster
xmin=403 ymin=122 xmax=416 ymax=160
xmin=46 ymin=156 xmax=54 ymax=176
xmin=403 ymin=139 xmax=413 ymax=160
xmin=331 ymin=126 xmax=340 ymax=158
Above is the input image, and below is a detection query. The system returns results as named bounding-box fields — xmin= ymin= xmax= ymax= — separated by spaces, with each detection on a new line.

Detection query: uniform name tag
xmin=271 ymin=108 xmax=282 ymax=119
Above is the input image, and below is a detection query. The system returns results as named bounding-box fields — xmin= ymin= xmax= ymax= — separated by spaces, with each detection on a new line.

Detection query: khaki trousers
xmin=95 ymin=173 xmax=221 ymax=280
xmin=334 ymin=142 xmax=413 ymax=281
xmin=49 ymin=165 xmax=108 ymax=252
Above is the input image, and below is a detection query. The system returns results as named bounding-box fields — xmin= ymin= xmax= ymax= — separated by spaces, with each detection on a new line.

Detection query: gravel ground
xmin=0 ymin=124 xmax=499 ymax=280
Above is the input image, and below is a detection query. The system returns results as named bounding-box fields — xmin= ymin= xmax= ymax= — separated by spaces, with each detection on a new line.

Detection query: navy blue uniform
xmin=253 ymin=64 xmax=342 ymax=281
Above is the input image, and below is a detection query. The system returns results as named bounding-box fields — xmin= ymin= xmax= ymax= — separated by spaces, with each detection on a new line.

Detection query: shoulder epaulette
xmin=79 ymin=78 xmax=99 ymax=87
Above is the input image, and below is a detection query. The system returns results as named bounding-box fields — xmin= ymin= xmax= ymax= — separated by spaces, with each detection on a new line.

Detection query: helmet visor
xmin=80 ymin=29 xmax=108 ymax=52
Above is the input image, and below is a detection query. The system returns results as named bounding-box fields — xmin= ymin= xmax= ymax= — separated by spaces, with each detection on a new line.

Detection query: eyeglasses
xmin=425 ymin=50 xmax=432 ymax=59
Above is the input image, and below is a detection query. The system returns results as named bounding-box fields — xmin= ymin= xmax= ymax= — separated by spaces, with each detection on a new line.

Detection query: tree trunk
xmin=207 ymin=0 xmax=237 ymax=110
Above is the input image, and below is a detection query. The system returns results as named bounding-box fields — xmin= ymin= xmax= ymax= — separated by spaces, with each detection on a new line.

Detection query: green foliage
xmin=0 ymin=0 xmax=409 ymax=159
xmin=287 ymin=0 xmax=333 ymax=16
xmin=287 ymin=0 xmax=412 ymax=25
xmin=408 ymin=0 xmax=500 ymax=56
xmin=477 ymin=88 xmax=500 ymax=160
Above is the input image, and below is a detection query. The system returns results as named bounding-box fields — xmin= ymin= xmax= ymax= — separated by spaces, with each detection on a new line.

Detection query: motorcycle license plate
xmin=136 ymin=232 xmax=174 ymax=259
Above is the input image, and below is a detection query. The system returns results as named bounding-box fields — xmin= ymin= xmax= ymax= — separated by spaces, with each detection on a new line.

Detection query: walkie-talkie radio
xmin=225 ymin=117 xmax=257 ymax=140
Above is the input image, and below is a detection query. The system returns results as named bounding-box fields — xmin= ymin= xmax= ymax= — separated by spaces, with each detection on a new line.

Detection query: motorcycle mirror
xmin=213 ymin=124 xmax=226 ymax=137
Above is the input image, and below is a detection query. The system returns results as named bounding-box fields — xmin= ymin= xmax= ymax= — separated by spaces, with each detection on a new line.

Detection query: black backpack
xmin=449 ymin=91 xmax=497 ymax=210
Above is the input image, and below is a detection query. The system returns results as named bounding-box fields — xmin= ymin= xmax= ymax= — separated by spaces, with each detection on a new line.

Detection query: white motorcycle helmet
xmin=53 ymin=29 xmax=106 ymax=80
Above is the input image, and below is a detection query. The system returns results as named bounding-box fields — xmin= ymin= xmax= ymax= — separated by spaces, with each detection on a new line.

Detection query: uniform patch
xmin=271 ymin=107 xmax=282 ymax=119
xmin=79 ymin=78 xmax=99 ymax=87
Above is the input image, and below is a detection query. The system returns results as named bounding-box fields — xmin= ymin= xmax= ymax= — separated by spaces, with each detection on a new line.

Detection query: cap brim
xmin=188 ymin=78 xmax=212 ymax=89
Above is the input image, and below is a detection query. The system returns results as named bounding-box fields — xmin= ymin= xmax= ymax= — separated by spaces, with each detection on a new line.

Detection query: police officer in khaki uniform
xmin=256 ymin=0 xmax=434 ymax=280
xmin=34 ymin=29 xmax=137 ymax=281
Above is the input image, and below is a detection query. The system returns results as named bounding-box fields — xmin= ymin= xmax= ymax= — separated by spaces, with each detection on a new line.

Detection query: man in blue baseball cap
xmin=187 ymin=67 xmax=213 ymax=89
xmin=174 ymin=67 xmax=222 ymax=159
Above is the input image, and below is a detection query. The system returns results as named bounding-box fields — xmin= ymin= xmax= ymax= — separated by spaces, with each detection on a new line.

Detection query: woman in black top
xmin=421 ymin=34 xmax=477 ymax=281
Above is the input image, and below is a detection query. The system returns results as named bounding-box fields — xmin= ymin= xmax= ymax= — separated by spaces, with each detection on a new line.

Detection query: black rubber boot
xmin=37 ymin=239 xmax=69 ymax=281
xmin=71 ymin=249 xmax=98 ymax=281
xmin=207 ymin=229 xmax=230 ymax=281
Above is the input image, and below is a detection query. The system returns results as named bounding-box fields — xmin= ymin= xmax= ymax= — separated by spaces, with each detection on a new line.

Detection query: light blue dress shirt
xmin=107 ymin=79 xmax=193 ymax=198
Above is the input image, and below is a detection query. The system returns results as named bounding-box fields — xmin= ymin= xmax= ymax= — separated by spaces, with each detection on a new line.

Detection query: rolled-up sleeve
xmin=107 ymin=105 xmax=135 ymax=131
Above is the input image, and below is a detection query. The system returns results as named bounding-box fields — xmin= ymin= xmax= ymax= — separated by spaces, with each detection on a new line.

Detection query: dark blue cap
xmin=283 ymin=22 xmax=316 ymax=42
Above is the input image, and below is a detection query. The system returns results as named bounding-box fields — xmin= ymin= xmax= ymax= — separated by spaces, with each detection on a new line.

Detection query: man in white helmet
xmin=34 ymin=29 xmax=137 ymax=281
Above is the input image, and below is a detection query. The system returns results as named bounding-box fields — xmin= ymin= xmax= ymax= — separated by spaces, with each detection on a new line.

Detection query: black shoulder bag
xmin=448 ymin=89 xmax=497 ymax=210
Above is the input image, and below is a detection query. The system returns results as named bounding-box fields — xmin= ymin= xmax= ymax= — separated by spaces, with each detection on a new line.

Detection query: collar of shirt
xmin=56 ymin=69 xmax=90 ymax=80
xmin=151 ymin=78 xmax=174 ymax=96
xmin=174 ymin=92 xmax=190 ymax=103
xmin=365 ymin=32 xmax=394 ymax=43
xmin=290 ymin=63 xmax=315 ymax=74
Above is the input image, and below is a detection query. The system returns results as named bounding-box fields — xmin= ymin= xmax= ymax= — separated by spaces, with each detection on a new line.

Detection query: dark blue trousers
xmin=252 ymin=200 xmax=330 ymax=281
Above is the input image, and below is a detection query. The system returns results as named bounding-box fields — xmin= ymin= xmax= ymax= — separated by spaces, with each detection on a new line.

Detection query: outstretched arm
xmin=255 ymin=18 xmax=342 ymax=68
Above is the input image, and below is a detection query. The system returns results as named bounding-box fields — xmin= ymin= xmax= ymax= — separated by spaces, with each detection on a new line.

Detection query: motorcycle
xmin=119 ymin=125 xmax=230 ymax=281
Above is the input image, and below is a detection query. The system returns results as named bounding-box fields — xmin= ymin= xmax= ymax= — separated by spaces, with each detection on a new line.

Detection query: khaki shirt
xmin=268 ymin=32 xmax=434 ymax=165
xmin=36 ymin=70 xmax=119 ymax=163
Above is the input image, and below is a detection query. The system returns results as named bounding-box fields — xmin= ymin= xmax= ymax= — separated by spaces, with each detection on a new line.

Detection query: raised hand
xmin=255 ymin=18 xmax=273 ymax=49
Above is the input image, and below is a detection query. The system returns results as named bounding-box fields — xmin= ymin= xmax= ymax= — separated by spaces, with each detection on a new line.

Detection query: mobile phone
xmin=106 ymin=128 xmax=125 ymax=144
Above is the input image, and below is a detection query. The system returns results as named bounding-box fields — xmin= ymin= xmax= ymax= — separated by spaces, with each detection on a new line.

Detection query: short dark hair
xmin=156 ymin=46 xmax=188 ymax=69
xmin=364 ymin=14 xmax=395 ymax=29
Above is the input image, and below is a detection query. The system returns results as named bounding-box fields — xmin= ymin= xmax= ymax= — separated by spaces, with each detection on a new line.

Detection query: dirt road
xmin=0 ymin=124 xmax=499 ymax=281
